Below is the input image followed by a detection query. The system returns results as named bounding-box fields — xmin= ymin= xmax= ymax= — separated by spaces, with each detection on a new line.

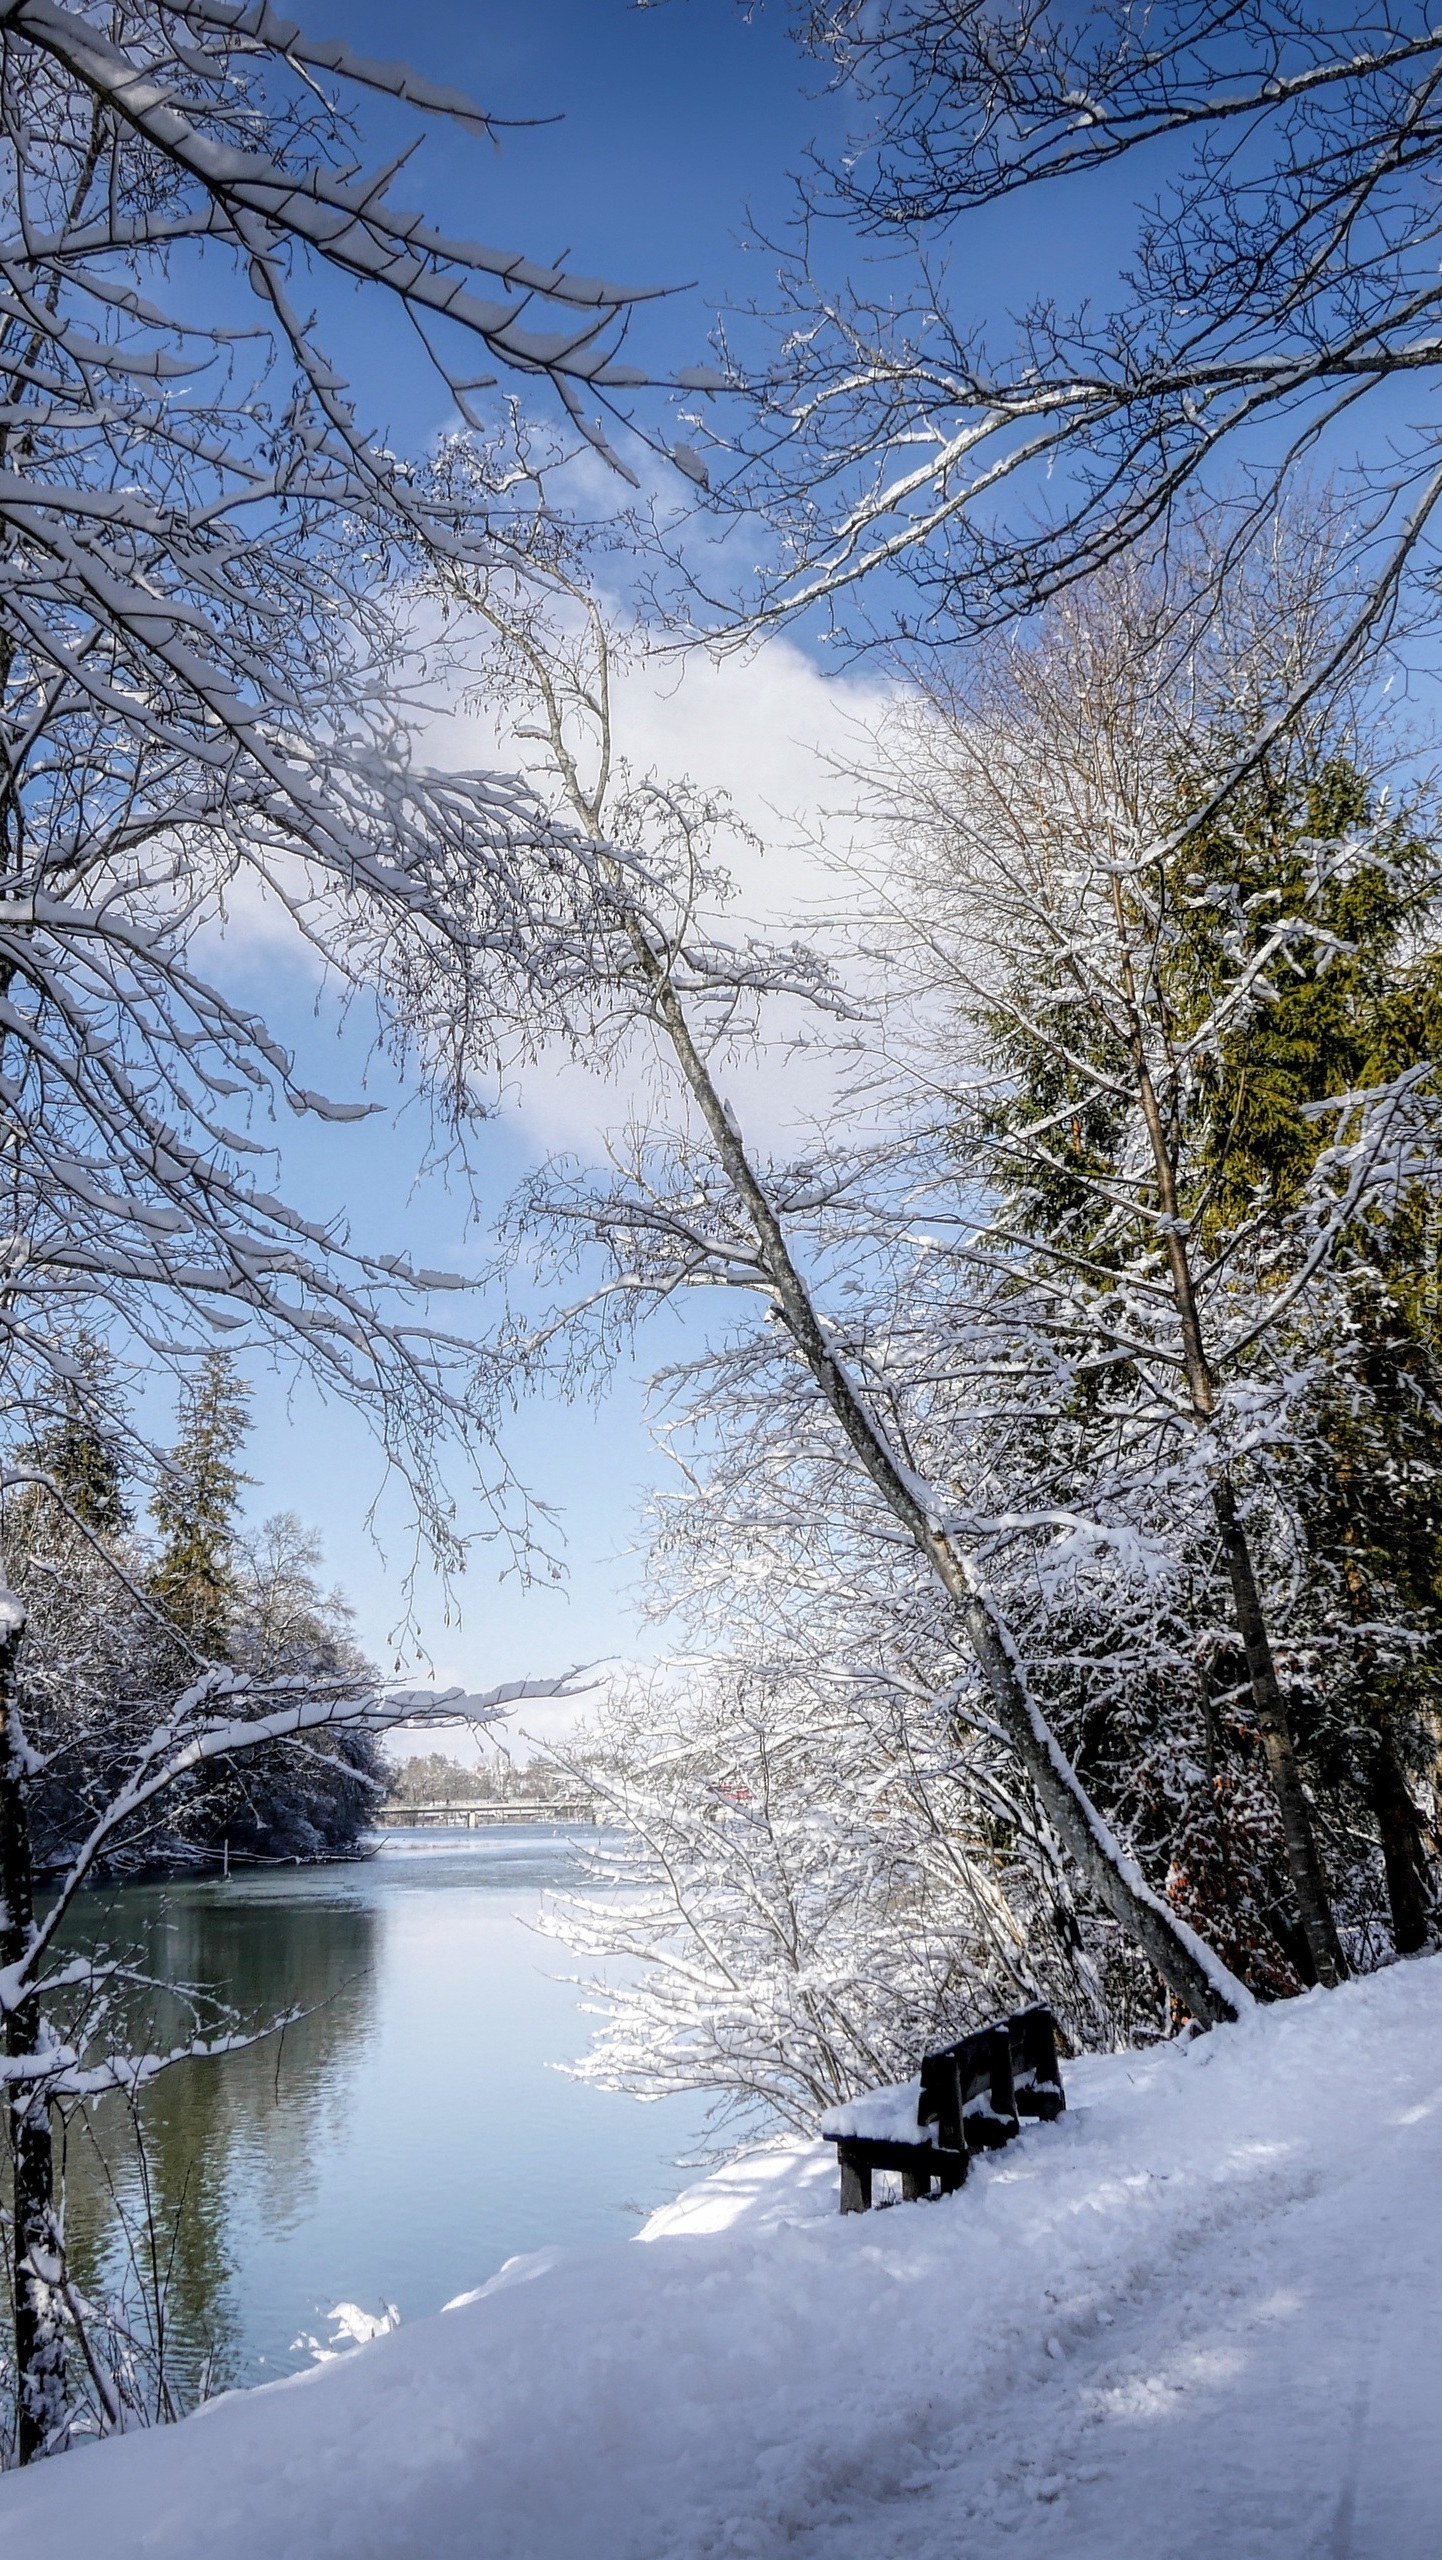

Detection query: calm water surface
xmin=58 ymin=1830 xmax=710 ymax=2395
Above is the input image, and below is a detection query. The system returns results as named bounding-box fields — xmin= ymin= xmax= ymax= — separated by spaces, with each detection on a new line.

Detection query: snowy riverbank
xmin=5 ymin=1954 xmax=1441 ymax=2560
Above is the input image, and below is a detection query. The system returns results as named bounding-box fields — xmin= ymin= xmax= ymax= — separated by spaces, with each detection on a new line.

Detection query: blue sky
xmin=281 ymin=0 xmax=838 ymax=446
xmin=208 ymin=3 xmax=1396 ymax=1736
xmin=207 ymin=3 xmax=870 ymax=1725
xmin=219 ymin=625 xmax=888 ymax=1726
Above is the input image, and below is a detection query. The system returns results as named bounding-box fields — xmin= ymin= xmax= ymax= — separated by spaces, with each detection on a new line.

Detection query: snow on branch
xmin=718 ymin=6 xmax=1442 ymax=680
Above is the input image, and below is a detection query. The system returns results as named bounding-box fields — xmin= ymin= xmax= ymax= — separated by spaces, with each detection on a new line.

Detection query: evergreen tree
xmin=10 ymin=1357 xmax=387 ymax=1877
xmin=1164 ymin=757 xmax=1442 ymax=1953
xmin=852 ymin=550 xmax=1442 ymax=1986
xmin=969 ymin=745 xmax=1442 ymax=1966
xmin=149 ymin=1357 xmax=251 ymax=1659
xmin=14 ymin=1344 xmax=132 ymax=1541
xmin=6 ymin=1351 xmax=160 ymax=1876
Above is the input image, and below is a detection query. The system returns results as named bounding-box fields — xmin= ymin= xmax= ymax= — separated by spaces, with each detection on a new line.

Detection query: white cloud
xmin=441 ymin=626 xmax=890 ymax=915
xmin=200 ymin=628 xmax=891 ymax=1160
xmin=602 ymin=633 xmax=891 ymax=909
xmin=432 ymin=632 xmax=895 ymax=1158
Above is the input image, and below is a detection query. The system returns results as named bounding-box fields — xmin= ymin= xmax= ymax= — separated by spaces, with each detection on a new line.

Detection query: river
xmin=55 ymin=1829 xmax=712 ymax=2403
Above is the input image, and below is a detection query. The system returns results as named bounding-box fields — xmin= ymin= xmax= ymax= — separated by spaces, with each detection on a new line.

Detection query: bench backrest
xmin=918 ymin=2022 xmax=1019 ymax=2153
xmin=1007 ymin=2003 xmax=1066 ymax=2120
xmin=917 ymin=2005 xmax=1066 ymax=2152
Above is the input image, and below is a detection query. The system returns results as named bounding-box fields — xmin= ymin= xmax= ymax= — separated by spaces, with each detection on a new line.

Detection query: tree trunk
xmin=1110 ymin=891 xmax=1346 ymax=1989
xmin=959 ymin=1590 xmax=1246 ymax=2025
xmin=0 ymin=1599 xmax=64 ymax=2462
xmin=1367 ymin=1715 xmax=1433 ymax=1956
xmin=1332 ymin=1468 xmax=1433 ymax=1961
xmin=628 ymin=918 xmax=1249 ymax=2028
xmin=1209 ymin=1478 xmax=1348 ymax=1985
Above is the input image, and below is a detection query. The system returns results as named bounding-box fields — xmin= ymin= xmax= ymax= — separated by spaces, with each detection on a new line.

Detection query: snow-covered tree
xmin=12 ymin=1460 xmax=388 ymax=1881
xmin=550 ymin=1658 xmax=1108 ymax=2139
xmin=464 ymin=488 xmax=1442 ymax=2128
xmin=847 ymin=545 xmax=1352 ymax=1978
xmin=412 ymin=448 xmax=1251 ymax=2048
xmin=0 ymin=5 xmax=675 ymax=2462
xmin=198 ymin=1510 xmax=386 ymax=1866
xmin=840 ymin=530 xmax=1442 ymax=1978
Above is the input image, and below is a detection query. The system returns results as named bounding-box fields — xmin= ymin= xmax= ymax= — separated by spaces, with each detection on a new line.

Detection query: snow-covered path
xmin=5 ymin=1957 xmax=1440 ymax=2559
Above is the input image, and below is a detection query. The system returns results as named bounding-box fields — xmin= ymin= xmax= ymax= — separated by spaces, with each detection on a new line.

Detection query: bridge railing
xmin=377 ymin=1798 xmax=599 ymax=1827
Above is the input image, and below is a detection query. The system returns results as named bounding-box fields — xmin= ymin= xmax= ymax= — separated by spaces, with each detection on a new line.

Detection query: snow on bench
xmin=820 ymin=2080 xmax=929 ymax=2145
xmin=820 ymin=2007 xmax=1066 ymax=2213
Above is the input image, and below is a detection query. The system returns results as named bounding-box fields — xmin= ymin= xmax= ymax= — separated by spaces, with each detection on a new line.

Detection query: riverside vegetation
xmin=12 ymin=1354 xmax=387 ymax=1881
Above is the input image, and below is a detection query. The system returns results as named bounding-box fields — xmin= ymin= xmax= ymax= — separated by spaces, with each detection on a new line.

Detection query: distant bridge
xmin=378 ymin=1797 xmax=599 ymax=1828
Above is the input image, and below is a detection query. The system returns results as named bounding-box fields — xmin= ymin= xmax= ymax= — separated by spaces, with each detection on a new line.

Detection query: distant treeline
xmin=382 ymin=1752 xmax=579 ymax=1806
xmin=7 ymin=1350 xmax=386 ymax=1877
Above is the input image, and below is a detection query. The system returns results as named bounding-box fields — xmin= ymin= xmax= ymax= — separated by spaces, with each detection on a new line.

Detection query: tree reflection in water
xmin=31 ymin=1835 xmax=715 ymax=2417
xmin=53 ymin=1871 xmax=378 ymax=2403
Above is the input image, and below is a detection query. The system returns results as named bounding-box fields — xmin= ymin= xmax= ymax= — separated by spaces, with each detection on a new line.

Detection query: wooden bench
xmin=822 ymin=2005 xmax=1066 ymax=2213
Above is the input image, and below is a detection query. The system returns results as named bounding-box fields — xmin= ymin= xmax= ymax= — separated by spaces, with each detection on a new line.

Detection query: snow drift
xmin=4 ymin=1954 xmax=1441 ymax=2559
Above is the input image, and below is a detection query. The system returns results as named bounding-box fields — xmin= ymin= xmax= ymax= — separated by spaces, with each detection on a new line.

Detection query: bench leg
xmin=900 ymin=2168 xmax=928 ymax=2201
xmin=838 ymin=2150 xmax=872 ymax=2214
